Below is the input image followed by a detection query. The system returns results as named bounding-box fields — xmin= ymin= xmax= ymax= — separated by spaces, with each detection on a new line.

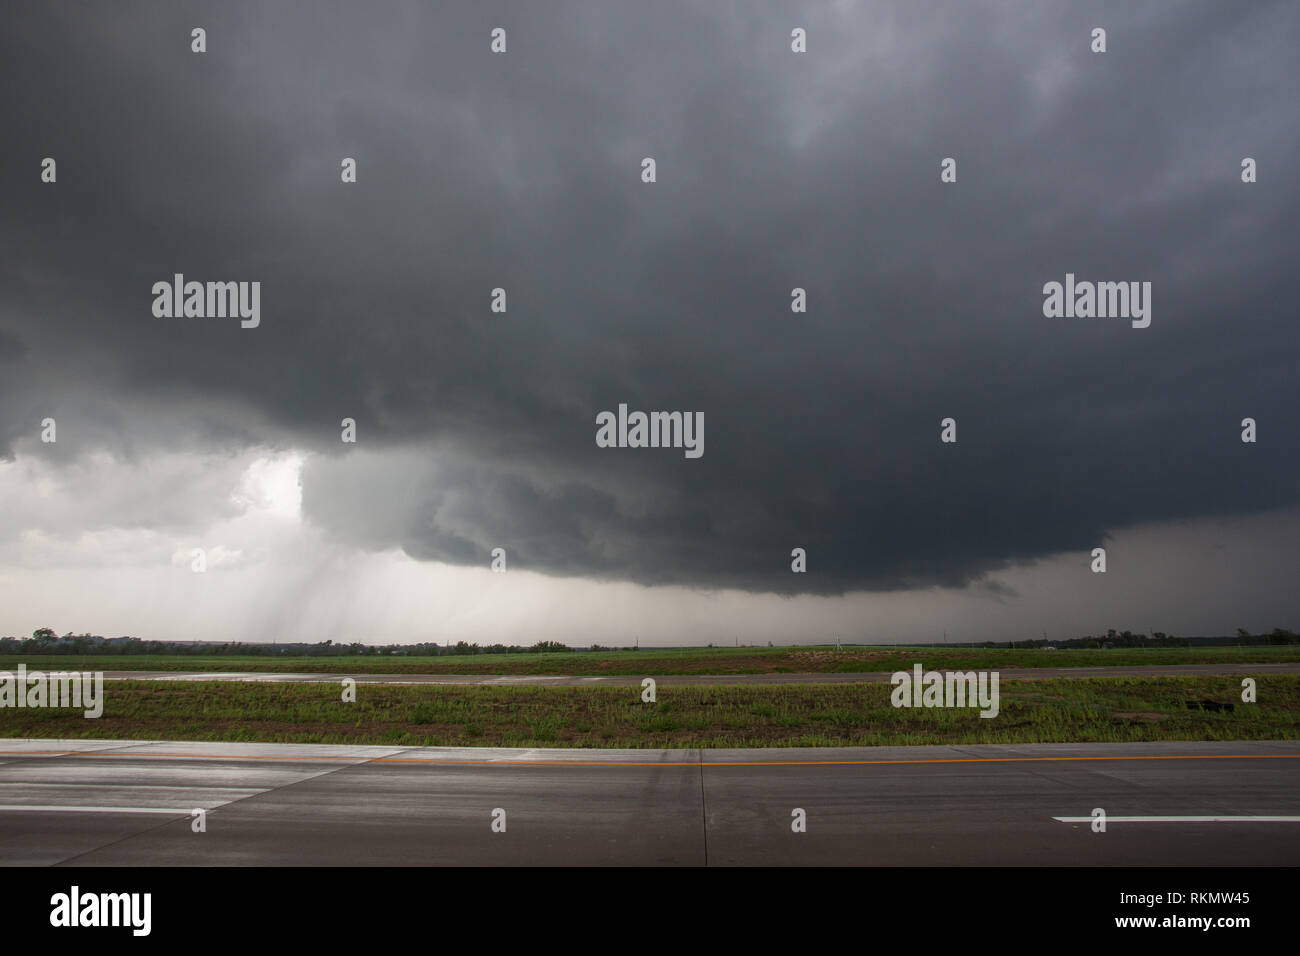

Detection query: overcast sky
xmin=1 ymin=1 xmax=1297 ymax=646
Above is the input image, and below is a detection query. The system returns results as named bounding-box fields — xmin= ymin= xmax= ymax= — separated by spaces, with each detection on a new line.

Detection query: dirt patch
xmin=1111 ymin=711 xmax=1169 ymax=722
xmin=791 ymin=651 xmax=839 ymax=666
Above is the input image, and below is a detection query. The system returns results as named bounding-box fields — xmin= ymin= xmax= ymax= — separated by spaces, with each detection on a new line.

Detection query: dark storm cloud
xmin=1 ymin=0 xmax=1297 ymax=593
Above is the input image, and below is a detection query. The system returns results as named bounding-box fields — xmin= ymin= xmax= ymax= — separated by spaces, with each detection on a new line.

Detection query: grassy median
xmin=0 ymin=675 xmax=1295 ymax=748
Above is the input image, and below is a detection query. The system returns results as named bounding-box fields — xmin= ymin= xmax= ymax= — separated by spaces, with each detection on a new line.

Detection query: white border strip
xmin=0 ymin=805 xmax=201 ymax=814
xmin=1054 ymin=815 xmax=1300 ymax=823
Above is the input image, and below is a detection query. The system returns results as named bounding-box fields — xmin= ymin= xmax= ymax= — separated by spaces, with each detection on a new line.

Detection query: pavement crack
xmin=48 ymin=747 xmax=410 ymax=866
xmin=53 ymin=810 xmax=194 ymax=867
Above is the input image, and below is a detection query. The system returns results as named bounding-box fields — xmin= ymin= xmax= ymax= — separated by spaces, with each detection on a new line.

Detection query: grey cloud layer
xmin=2 ymin=1 xmax=1298 ymax=594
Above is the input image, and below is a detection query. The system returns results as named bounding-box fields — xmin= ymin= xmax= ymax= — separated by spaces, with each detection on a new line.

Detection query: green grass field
xmin=3 ymin=643 xmax=1298 ymax=676
xmin=1 ymin=675 xmax=1292 ymax=749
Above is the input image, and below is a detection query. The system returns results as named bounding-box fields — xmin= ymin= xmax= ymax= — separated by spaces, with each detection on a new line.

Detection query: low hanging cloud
xmin=0 ymin=0 xmax=1297 ymax=610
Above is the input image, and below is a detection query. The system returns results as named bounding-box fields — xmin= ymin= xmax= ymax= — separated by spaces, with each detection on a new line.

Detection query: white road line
xmin=0 ymin=783 xmax=266 ymax=793
xmin=1054 ymin=815 xmax=1300 ymax=823
xmin=0 ymin=805 xmax=205 ymax=814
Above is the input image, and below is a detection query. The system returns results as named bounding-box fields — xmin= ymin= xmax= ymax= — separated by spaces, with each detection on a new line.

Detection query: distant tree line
xmin=0 ymin=631 xmax=594 ymax=657
xmin=980 ymin=628 xmax=1299 ymax=649
xmin=4 ymin=627 xmax=1296 ymax=657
